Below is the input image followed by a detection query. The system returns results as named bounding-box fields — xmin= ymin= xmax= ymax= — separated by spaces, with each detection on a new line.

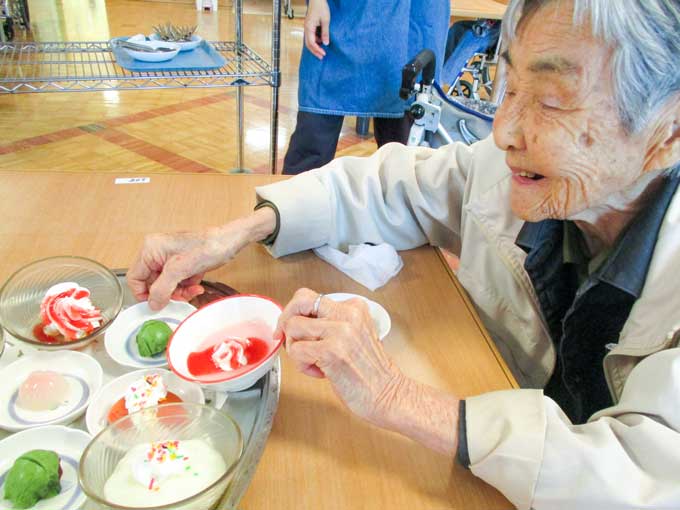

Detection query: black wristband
xmin=456 ymin=399 xmax=471 ymax=469
xmin=254 ymin=200 xmax=281 ymax=245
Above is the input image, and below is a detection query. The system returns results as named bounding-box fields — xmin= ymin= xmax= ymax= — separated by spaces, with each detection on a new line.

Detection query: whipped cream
xmin=104 ymin=439 xmax=227 ymax=508
xmin=133 ymin=441 xmax=189 ymax=491
xmin=40 ymin=282 xmax=102 ymax=340
xmin=124 ymin=374 xmax=168 ymax=414
xmin=211 ymin=337 xmax=251 ymax=371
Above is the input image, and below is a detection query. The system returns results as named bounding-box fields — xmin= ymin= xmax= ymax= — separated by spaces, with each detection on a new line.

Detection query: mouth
xmin=510 ymin=166 xmax=546 ymax=182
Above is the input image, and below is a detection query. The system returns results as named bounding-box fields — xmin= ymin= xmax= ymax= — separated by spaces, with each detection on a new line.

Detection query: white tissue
xmin=313 ymin=243 xmax=403 ymax=291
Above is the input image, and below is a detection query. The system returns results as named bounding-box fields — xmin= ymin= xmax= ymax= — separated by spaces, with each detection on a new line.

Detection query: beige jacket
xmin=256 ymin=136 xmax=680 ymax=509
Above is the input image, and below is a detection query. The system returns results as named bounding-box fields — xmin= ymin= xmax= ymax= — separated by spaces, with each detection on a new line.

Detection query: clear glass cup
xmin=0 ymin=256 xmax=123 ymax=350
xmin=79 ymin=403 xmax=243 ymax=510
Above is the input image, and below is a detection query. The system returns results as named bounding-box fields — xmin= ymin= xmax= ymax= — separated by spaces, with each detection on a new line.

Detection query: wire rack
xmin=0 ymin=40 xmax=274 ymax=93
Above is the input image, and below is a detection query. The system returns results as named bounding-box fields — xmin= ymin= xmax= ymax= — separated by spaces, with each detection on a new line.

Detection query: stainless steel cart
xmin=0 ymin=0 xmax=282 ymax=174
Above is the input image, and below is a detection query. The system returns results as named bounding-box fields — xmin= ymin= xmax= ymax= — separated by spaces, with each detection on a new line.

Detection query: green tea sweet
xmin=136 ymin=320 xmax=173 ymax=357
xmin=4 ymin=450 xmax=62 ymax=509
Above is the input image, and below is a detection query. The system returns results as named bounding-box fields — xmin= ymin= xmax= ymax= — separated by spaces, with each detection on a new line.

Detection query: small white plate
xmin=149 ymin=33 xmax=203 ymax=52
xmin=85 ymin=368 xmax=204 ymax=436
xmin=119 ymin=38 xmax=180 ymax=62
xmin=0 ymin=426 xmax=90 ymax=510
xmin=105 ymin=300 xmax=196 ymax=369
xmin=0 ymin=351 xmax=102 ymax=432
xmin=325 ymin=293 xmax=391 ymax=340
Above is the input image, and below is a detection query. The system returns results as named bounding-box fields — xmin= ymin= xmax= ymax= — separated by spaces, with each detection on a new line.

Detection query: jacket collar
xmin=515 ymin=168 xmax=680 ymax=298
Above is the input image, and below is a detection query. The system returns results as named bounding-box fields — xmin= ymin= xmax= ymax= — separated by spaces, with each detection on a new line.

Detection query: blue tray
xmin=111 ymin=37 xmax=227 ymax=72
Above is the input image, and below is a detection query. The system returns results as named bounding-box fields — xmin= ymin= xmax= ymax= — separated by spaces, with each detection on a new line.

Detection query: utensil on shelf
xmin=117 ymin=40 xmax=176 ymax=53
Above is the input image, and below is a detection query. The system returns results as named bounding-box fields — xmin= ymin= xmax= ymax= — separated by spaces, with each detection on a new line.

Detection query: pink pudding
xmin=17 ymin=370 xmax=70 ymax=411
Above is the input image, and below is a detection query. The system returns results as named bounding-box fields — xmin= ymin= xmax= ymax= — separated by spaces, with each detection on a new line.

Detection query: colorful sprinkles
xmin=143 ymin=440 xmax=195 ymax=492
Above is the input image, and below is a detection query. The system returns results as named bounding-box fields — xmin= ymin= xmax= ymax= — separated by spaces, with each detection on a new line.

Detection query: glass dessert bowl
xmin=79 ymin=402 xmax=243 ymax=510
xmin=0 ymin=256 xmax=123 ymax=350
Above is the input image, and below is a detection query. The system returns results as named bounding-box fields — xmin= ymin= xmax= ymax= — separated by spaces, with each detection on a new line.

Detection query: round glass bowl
xmin=79 ymin=403 xmax=243 ymax=510
xmin=0 ymin=256 xmax=123 ymax=350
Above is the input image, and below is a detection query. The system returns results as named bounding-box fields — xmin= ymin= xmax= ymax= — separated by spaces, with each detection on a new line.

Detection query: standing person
xmin=282 ymin=0 xmax=449 ymax=175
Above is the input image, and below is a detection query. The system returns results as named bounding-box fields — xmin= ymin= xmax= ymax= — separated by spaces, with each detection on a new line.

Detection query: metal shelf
xmin=0 ymin=40 xmax=273 ymax=93
xmin=0 ymin=0 xmax=283 ymax=173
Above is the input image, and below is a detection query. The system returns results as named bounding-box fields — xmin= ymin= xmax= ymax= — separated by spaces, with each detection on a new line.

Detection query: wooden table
xmin=0 ymin=171 xmax=515 ymax=509
xmin=451 ymin=0 xmax=507 ymax=20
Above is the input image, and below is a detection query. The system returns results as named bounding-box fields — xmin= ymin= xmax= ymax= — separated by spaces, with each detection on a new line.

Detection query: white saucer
xmin=325 ymin=293 xmax=391 ymax=340
xmin=0 ymin=426 xmax=90 ymax=510
xmin=85 ymin=368 xmax=204 ymax=436
xmin=118 ymin=38 xmax=180 ymax=62
xmin=0 ymin=351 xmax=102 ymax=432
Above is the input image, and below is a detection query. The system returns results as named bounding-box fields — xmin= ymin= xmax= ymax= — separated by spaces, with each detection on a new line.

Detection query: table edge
xmin=435 ymin=248 xmax=519 ymax=389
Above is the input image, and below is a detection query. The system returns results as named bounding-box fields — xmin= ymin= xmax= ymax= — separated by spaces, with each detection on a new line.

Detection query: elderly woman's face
xmin=493 ymin=2 xmax=650 ymax=221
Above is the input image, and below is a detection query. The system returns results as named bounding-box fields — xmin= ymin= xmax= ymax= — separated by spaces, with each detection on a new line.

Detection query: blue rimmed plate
xmin=0 ymin=426 xmax=90 ymax=510
xmin=105 ymin=300 xmax=196 ymax=369
xmin=0 ymin=351 xmax=102 ymax=432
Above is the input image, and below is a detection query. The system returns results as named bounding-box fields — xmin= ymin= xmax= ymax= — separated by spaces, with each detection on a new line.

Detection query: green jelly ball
xmin=4 ymin=449 xmax=61 ymax=509
xmin=136 ymin=319 xmax=173 ymax=357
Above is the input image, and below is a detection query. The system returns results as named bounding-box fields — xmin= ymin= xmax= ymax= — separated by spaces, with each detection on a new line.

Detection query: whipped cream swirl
xmin=124 ymin=374 xmax=168 ymax=414
xmin=40 ymin=282 xmax=103 ymax=340
xmin=211 ymin=337 xmax=251 ymax=371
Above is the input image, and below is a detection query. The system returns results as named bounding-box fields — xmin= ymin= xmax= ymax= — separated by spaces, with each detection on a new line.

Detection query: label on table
xmin=115 ymin=177 xmax=150 ymax=184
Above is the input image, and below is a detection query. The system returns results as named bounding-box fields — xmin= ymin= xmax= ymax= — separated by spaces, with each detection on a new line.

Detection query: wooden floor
xmin=0 ymin=0 xmax=380 ymax=174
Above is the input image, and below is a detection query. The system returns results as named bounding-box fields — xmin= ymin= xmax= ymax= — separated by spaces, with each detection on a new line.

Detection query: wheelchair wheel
xmin=455 ymin=79 xmax=473 ymax=98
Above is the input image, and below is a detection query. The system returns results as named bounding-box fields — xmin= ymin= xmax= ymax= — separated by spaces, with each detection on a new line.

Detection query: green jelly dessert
xmin=136 ymin=319 xmax=173 ymax=357
xmin=4 ymin=449 xmax=62 ymax=509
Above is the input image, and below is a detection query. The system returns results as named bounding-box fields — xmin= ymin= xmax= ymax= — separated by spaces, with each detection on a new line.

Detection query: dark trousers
xmin=282 ymin=111 xmax=411 ymax=175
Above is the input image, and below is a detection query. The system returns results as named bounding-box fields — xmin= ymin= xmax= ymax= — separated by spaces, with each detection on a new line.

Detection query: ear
xmin=643 ymin=95 xmax=680 ymax=173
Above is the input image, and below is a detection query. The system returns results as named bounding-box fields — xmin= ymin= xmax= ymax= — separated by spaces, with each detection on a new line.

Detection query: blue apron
xmin=298 ymin=0 xmax=450 ymax=118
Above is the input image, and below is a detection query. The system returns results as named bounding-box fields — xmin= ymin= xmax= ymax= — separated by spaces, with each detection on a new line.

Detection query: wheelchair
xmin=401 ymin=49 xmax=497 ymax=148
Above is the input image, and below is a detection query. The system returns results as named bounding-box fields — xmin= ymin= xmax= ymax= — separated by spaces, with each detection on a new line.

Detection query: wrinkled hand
xmin=127 ymin=208 xmax=276 ymax=310
xmin=304 ymin=0 xmax=330 ymax=59
xmin=127 ymin=228 xmax=233 ymax=310
xmin=275 ymin=288 xmax=404 ymax=427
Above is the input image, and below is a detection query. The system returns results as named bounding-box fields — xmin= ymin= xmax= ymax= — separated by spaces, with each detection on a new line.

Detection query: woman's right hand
xmin=127 ymin=207 xmax=276 ymax=310
xmin=304 ymin=0 xmax=330 ymax=59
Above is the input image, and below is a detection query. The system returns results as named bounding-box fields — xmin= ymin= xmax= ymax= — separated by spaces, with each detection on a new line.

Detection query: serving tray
xmin=0 ymin=270 xmax=280 ymax=510
xmin=111 ymin=37 xmax=228 ymax=72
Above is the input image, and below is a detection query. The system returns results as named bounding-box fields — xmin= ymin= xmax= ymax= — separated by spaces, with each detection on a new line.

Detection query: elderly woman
xmin=128 ymin=0 xmax=680 ymax=507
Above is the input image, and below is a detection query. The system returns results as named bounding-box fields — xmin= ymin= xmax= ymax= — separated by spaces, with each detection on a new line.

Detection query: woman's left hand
xmin=276 ymin=288 xmax=460 ymax=456
xmin=275 ymin=288 xmax=404 ymax=427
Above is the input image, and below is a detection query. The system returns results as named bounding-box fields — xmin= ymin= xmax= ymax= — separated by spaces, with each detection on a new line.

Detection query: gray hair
xmin=502 ymin=0 xmax=680 ymax=133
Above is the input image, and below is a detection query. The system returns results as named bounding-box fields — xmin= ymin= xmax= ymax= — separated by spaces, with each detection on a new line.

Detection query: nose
xmin=493 ymin=95 xmax=527 ymax=152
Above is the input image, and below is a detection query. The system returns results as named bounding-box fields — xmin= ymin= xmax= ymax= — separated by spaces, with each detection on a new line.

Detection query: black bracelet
xmin=254 ymin=200 xmax=281 ymax=245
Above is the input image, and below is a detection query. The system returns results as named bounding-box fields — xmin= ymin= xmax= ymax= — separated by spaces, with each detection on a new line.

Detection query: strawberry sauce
xmin=187 ymin=337 xmax=270 ymax=378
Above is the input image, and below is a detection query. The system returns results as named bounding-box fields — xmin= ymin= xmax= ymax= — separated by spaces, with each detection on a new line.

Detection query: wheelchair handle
xmin=400 ymin=48 xmax=436 ymax=100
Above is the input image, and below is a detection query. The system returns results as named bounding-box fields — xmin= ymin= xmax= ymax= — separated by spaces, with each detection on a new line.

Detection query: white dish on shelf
xmin=105 ymin=300 xmax=196 ymax=369
xmin=117 ymin=36 xmax=180 ymax=62
xmin=0 ymin=351 xmax=102 ymax=432
xmin=85 ymin=367 xmax=204 ymax=436
xmin=325 ymin=293 xmax=391 ymax=340
xmin=149 ymin=33 xmax=203 ymax=52
xmin=0 ymin=426 xmax=90 ymax=510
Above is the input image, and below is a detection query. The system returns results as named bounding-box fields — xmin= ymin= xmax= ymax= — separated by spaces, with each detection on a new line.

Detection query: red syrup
xmin=32 ymin=323 xmax=62 ymax=344
xmin=187 ymin=337 xmax=271 ymax=378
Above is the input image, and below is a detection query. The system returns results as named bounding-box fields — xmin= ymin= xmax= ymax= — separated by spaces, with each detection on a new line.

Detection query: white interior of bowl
xmin=168 ymin=295 xmax=281 ymax=383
